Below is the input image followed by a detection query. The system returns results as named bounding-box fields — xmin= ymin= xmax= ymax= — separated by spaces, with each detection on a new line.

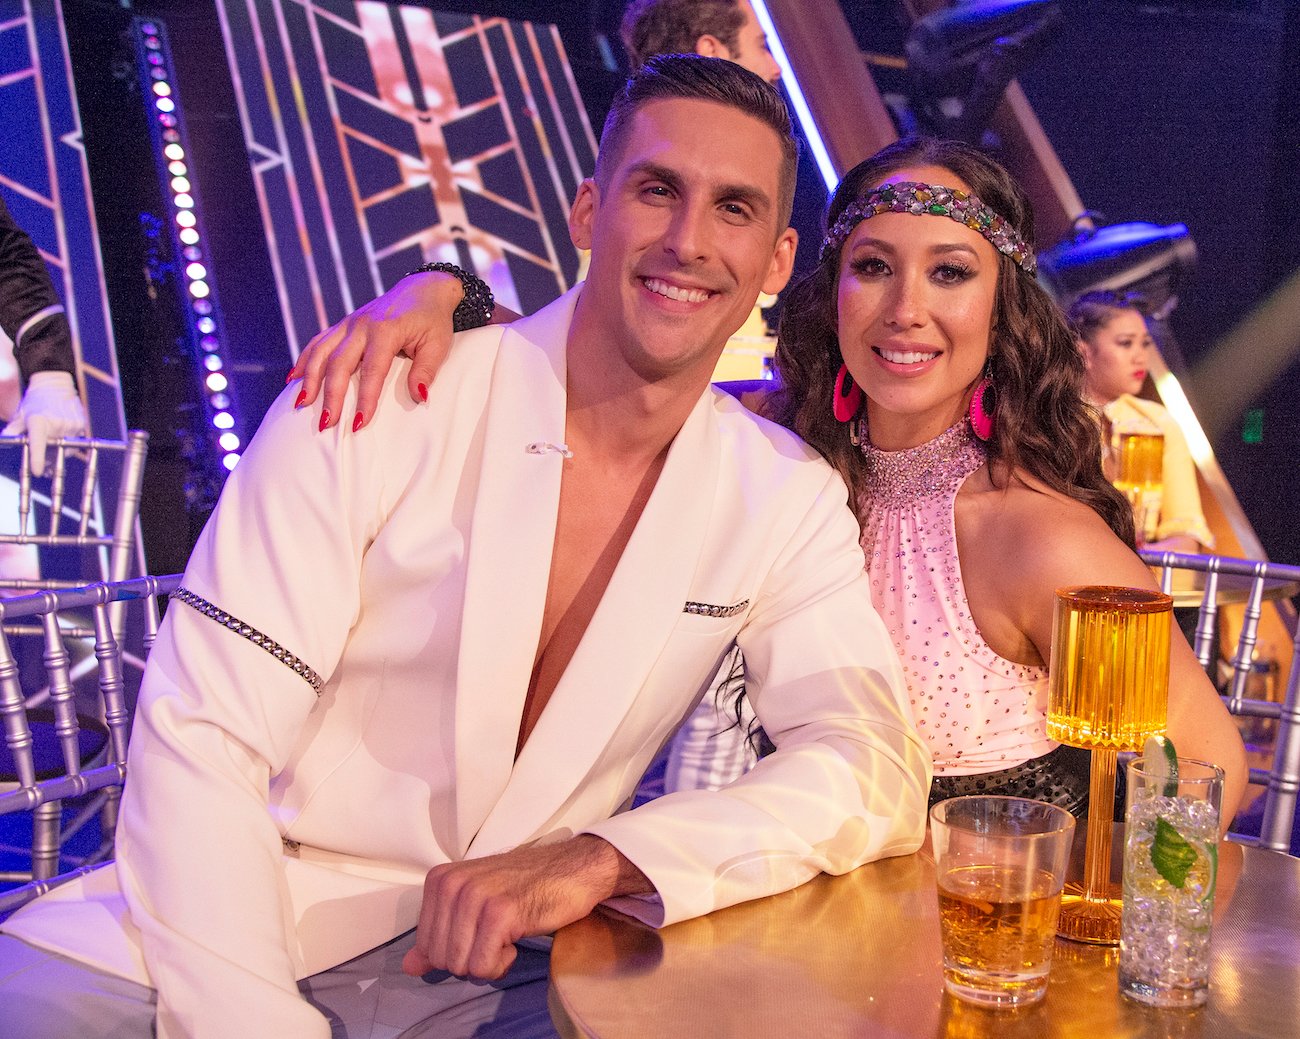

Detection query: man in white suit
xmin=0 ymin=55 xmax=928 ymax=1038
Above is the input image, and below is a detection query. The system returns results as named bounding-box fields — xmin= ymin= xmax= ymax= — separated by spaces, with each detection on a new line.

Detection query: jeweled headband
xmin=820 ymin=181 xmax=1038 ymax=274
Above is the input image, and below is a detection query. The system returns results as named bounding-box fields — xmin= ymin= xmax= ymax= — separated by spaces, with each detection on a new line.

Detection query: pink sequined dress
xmin=860 ymin=421 xmax=1057 ymax=776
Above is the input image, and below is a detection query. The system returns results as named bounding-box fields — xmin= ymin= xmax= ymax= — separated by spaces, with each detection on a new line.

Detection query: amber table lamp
xmin=1047 ymin=585 xmax=1172 ymax=943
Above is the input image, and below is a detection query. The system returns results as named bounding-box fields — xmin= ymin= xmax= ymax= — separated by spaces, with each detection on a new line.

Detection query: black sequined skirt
xmin=928 ymin=744 xmax=1126 ymax=820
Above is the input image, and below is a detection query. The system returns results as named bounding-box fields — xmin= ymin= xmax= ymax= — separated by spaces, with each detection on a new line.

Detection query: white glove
xmin=2 ymin=371 xmax=88 ymax=477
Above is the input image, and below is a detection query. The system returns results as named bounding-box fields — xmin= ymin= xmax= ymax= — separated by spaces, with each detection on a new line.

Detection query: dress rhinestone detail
xmin=861 ymin=421 xmax=986 ymax=507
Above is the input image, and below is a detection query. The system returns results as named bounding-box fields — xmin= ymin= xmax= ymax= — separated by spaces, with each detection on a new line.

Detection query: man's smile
xmin=640 ymin=276 xmax=717 ymax=305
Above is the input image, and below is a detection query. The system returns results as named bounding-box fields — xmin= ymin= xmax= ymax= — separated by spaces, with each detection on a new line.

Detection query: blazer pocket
xmin=677 ymin=598 xmax=750 ymax=637
xmin=683 ymin=598 xmax=749 ymax=619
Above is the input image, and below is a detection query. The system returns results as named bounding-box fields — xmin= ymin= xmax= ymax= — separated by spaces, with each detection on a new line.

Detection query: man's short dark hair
xmin=594 ymin=53 xmax=798 ymax=230
xmin=620 ymin=0 xmax=746 ymax=70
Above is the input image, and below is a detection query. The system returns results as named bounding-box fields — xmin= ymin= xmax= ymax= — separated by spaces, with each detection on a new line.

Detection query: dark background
xmin=57 ymin=0 xmax=1300 ymax=571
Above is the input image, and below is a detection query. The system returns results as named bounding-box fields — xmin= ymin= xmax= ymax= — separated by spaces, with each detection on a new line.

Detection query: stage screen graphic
xmin=214 ymin=0 xmax=598 ymax=355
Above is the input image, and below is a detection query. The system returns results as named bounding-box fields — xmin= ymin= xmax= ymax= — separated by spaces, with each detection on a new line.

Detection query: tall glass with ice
xmin=1120 ymin=757 xmax=1223 ymax=1007
xmin=931 ymin=796 xmax=1076 ymax=1008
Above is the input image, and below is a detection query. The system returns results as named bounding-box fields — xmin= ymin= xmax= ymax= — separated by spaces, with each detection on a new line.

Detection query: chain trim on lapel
xmin=170 ymin=587 xmax=324 ymax=696
xmin=683 ymin=599 xmax=749 ymax=619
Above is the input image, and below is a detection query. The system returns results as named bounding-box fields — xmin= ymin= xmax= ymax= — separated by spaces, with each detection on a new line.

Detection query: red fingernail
xmin=319 ymin=409 xmax=331 ymax=432
xmin=286 ymin=368 xmax=297 ymax=384
xmin=294 ymin=390 xmax=307 ymax=409
xmin=352 ymin=412 xmax=364 ymax=433
xmin=417 ymin=383 xmax=428 ymax=403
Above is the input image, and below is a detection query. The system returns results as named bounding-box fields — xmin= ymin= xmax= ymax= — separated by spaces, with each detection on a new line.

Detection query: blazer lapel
xmin=470 ymin=389 xmax=720 ymax=854
xmin=453 ymin=290 xmax=577 ymax=855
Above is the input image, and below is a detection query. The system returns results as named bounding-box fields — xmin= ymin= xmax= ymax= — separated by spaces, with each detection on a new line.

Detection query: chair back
xmin=0 ymin=432 xmax=149 ymax=597
xmin=0 ymin=574 xmax=179 ymax=916
xmin=1142 ymin=549 xmax=1300 ymax=854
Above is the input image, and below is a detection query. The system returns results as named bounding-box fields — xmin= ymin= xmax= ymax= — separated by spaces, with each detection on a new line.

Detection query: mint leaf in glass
xmin=1151 ymin=815 xmax=1198 ymax=888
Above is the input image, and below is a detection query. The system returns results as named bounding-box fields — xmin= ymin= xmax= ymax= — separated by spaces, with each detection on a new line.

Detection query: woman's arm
xmin=290 ymin=286 xmax=777 ymax=434
xmin=963 ymin=483 xmax=1248 ymax=826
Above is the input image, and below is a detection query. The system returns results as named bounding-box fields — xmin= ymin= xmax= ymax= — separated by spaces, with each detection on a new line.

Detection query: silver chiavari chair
xmin=0 ymin=431 xmax=151 ymax=716
xmin=0 ymin=430 xmax=149 ymax=606
xmin=0 ymin=574 xmax=179 ymax=917
xmin=1142 ymin=549 xmax=1300 ymax=854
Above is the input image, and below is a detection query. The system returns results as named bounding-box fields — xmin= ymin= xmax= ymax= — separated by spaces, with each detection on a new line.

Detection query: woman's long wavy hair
xmin=767 ymin=137 xmax=1135 ymax=547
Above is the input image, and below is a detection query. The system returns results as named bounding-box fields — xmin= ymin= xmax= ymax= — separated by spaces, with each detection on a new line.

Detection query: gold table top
xmin=549 ymin=839 xmax=1299 ymax=1039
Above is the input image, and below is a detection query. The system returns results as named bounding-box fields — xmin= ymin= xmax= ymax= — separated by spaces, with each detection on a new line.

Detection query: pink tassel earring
xmin=968 ymin=368 xmax=996 ymax=441
xmin=833 ymin=364 xmax=862 ymax=423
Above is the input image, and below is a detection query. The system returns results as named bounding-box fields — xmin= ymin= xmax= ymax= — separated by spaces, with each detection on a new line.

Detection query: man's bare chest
xmin=517 ymin=452 xmax=667 ymax=753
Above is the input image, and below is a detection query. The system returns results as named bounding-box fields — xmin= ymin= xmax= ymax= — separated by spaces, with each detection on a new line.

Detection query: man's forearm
xmin=565 ymin=833 xmax=655 ymax=901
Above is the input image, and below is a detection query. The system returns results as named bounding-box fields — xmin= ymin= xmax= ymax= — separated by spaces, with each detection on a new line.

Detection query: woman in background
xmin=1069 ymin=291 xmax=1213 ymax=553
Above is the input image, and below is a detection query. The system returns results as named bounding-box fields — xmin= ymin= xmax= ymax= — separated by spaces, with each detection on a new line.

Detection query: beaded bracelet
xmin=407 ymin=262 xmax=496 ymax=332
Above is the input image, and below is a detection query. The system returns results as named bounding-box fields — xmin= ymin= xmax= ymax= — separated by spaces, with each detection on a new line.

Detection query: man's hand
xmin=403 ymin=834 xmax=651 ymax=981
xmin=288 ymin=270 xmax=467 ymax=432
xmin=2 ymin=371 xmax=88 ymax=476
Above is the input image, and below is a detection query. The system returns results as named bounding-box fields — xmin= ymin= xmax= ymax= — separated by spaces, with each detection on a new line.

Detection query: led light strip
xmin=135 ymin=19 xmax=241 ymax=473
xmin=749 ymin=0 xmax=838 ymax=193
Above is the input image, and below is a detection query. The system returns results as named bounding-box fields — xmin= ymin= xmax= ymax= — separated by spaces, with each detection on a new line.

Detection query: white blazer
xmin=3 ymin=288 xmax=929 ymax=1038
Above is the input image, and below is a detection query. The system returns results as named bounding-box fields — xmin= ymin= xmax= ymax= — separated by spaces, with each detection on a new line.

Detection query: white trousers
xmin=0 ymin=931 xmax=558 ymax=1038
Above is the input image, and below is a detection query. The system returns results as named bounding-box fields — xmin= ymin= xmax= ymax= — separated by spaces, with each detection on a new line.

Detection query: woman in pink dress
xmin=748 ymin=137 xmax=1243 ymax=816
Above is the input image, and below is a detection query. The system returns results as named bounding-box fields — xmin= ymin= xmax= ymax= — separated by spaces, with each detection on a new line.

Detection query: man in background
xmin=0 ymin=194 xmax=90 ymax=476
xmin=622 ymin=0 xmax=781 ymax=83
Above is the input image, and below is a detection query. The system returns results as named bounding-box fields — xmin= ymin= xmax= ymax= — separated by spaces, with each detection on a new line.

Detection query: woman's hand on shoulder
xmin=287 ymin=271 xmax=517 ymax=432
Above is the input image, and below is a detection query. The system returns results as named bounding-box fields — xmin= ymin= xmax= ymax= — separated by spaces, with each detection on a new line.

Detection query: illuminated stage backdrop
xmin=214 ymin=0 xmax=598 ymax=354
